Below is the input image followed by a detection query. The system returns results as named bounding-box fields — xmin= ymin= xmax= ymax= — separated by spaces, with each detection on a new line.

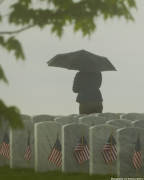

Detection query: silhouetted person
xmin=72 ymin=71 xmax=103 ymax=114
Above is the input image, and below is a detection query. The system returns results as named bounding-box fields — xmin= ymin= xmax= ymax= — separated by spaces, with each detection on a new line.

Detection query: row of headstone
xmin=21 ymin=114 xmax=62 ymax=123
xmin=20 ymin=112 xmax=144 ymax=124
xmin=120 ymin=113 xmax=144 ymax=121
xmin=1 ymin=112 xmax=144 ymax=178
xmin=33 ymin=122 xmax=144 ymax=177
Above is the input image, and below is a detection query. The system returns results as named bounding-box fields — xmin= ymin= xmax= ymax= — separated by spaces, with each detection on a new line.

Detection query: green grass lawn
xmin=0 ymin=166 xmax=117 ymax=180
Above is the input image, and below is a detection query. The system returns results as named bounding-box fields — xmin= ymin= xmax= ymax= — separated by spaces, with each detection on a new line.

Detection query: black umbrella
xmin=47 ymin=50 xmax=116 ymax=72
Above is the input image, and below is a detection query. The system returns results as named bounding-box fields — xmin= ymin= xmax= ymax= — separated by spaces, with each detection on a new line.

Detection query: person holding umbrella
xmin=47 ymin=50 xmax=116 ymax=114
xmin=72 ymin=71 xmax=103 ymax=114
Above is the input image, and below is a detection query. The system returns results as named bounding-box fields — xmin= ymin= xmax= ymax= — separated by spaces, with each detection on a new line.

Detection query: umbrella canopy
xmin=47 ymin=50 xmax=116 ymax=72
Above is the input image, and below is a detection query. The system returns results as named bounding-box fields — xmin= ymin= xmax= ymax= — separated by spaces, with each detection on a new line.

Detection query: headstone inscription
xmin=10 ymin=121 xmax=35 ymax=169
xmin=106 ymin=119 xmax=132 ymax=128
xmin=117 ymin=127 xmax=144 ymax=178
xmin=32 ymin=114 xmax=55 ymax=123
xmin=89 ymin=124 xmax=119 ymax=175
xmin=79 ymin=116 xmax=107 ymax=127
xmin=97 ymin=112 xmax=120 ymax=120
xmin=35 ymin=121 xmax=62 ymax=172
xmin=62 ymin=124 xmax=89 ymax=173
xmin=120 ymin=113 xmax=144 ymax=121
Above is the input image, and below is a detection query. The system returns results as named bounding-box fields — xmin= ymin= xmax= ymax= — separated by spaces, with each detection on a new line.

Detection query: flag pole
xmin=109 ymin=129 xmax=113 ymax=174
xmin=80 ymin=130 xmax=84 ymax=172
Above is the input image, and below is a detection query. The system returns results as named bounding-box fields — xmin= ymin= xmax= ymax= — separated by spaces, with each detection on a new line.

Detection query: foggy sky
xmin=1 ymin=1 xmax=144 ymax=116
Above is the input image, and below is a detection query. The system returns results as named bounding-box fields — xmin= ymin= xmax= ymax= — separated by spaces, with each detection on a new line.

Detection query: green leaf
xmin=0 ymin=99 xmax=24 ymax=129
xmin=5 ymin=37 xmax=25 ymax=60
xmin=0 ymin=13 xmax=2 ymax=22
xmin=0 ymin=36 xmax=25 ymax=60
xmin=126 ymin=0 xmax=137 ymax=8
xmin=0 ymin=36 xmax=5 ymax=47
xmin=0 ymin=65 xmax=8 ymax=84
xmin=51 ymin=24 xmax=63 ymax=37
xmin=6 ymin=0 xmax=137 ymax=38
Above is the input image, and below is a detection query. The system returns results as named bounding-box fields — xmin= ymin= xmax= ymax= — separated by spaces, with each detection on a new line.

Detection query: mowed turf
xmin=1 ymin=165 xmax=117 ymax=180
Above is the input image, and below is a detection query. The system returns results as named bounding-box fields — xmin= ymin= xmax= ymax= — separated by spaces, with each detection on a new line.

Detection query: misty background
xmin=1 ymin=1 xmax=144 ymax=116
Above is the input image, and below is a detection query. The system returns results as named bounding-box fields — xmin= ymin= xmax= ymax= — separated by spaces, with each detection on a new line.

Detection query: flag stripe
xmin=56 ymin=152 xmax=62 ymax=166
xmin=0 ymin=131 xmax=10 ymax=159
xmin=133 ymin=138 xmax=142 ymax=170
xmin=48 ymin=138 xmax=62 ymax=167
xmin=74 ymin=136 xmax=90 ymax=164
xmin=23 ymin=134 xmax=31 ymax=162
xmin=101 ymin=135 xmax=117 ymax=164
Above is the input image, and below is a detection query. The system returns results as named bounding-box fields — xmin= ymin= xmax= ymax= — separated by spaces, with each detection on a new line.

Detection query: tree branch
xmin=0 ymin=24 xmax=35 ymax=35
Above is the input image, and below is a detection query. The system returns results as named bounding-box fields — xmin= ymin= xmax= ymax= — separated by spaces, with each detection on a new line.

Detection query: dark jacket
xmin=72 ymin=71 xmax=103 ymax=103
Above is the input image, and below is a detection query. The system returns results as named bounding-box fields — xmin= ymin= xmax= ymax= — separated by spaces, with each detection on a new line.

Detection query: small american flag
xmin=133 ymin=136 xmax=142 ymax=169
xmin=48 ymin=138 xmax=62 ymax=167
xmin=74 ymin=136 xmax=90 ymax=164
xmin=0 ymin=131 xmax=10 ymax=159
xmin=24 ymin=132 xmax=31 ymax=161
xmin=101 ymin=135 xmax=117 ymax=163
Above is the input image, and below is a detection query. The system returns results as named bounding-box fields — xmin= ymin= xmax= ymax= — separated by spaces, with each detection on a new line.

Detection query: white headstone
xmin=89 ymin=124 xmax=119 ymax=175
xmin=10 ymin=121 xmax=35 ymax=168
xmin=120 ymin=113 xmax=144 ymax=121
xmin=117 ymin=127 xmax=144 ymax=178
xmin=20 ymin=114 xmax=32 ymax=121
xmin=132 ymin=120 xmax=144 ymax=128
xmin=79 ymin=116 xmax=107 ymax=127
xmin=106 ymin=119 xmax=132 ymax=128
xmin=32 ymin=115 xmax=55 ymax=123
xmin=54 ymin=116 xmax=79 ymax=125
xmin=97 ymin=112 xmax=120 ymax=120
xmin=35 ymin=122 xmax=62 ymax=172
xmin=62 ymin=124 xmax=89 ymax=173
